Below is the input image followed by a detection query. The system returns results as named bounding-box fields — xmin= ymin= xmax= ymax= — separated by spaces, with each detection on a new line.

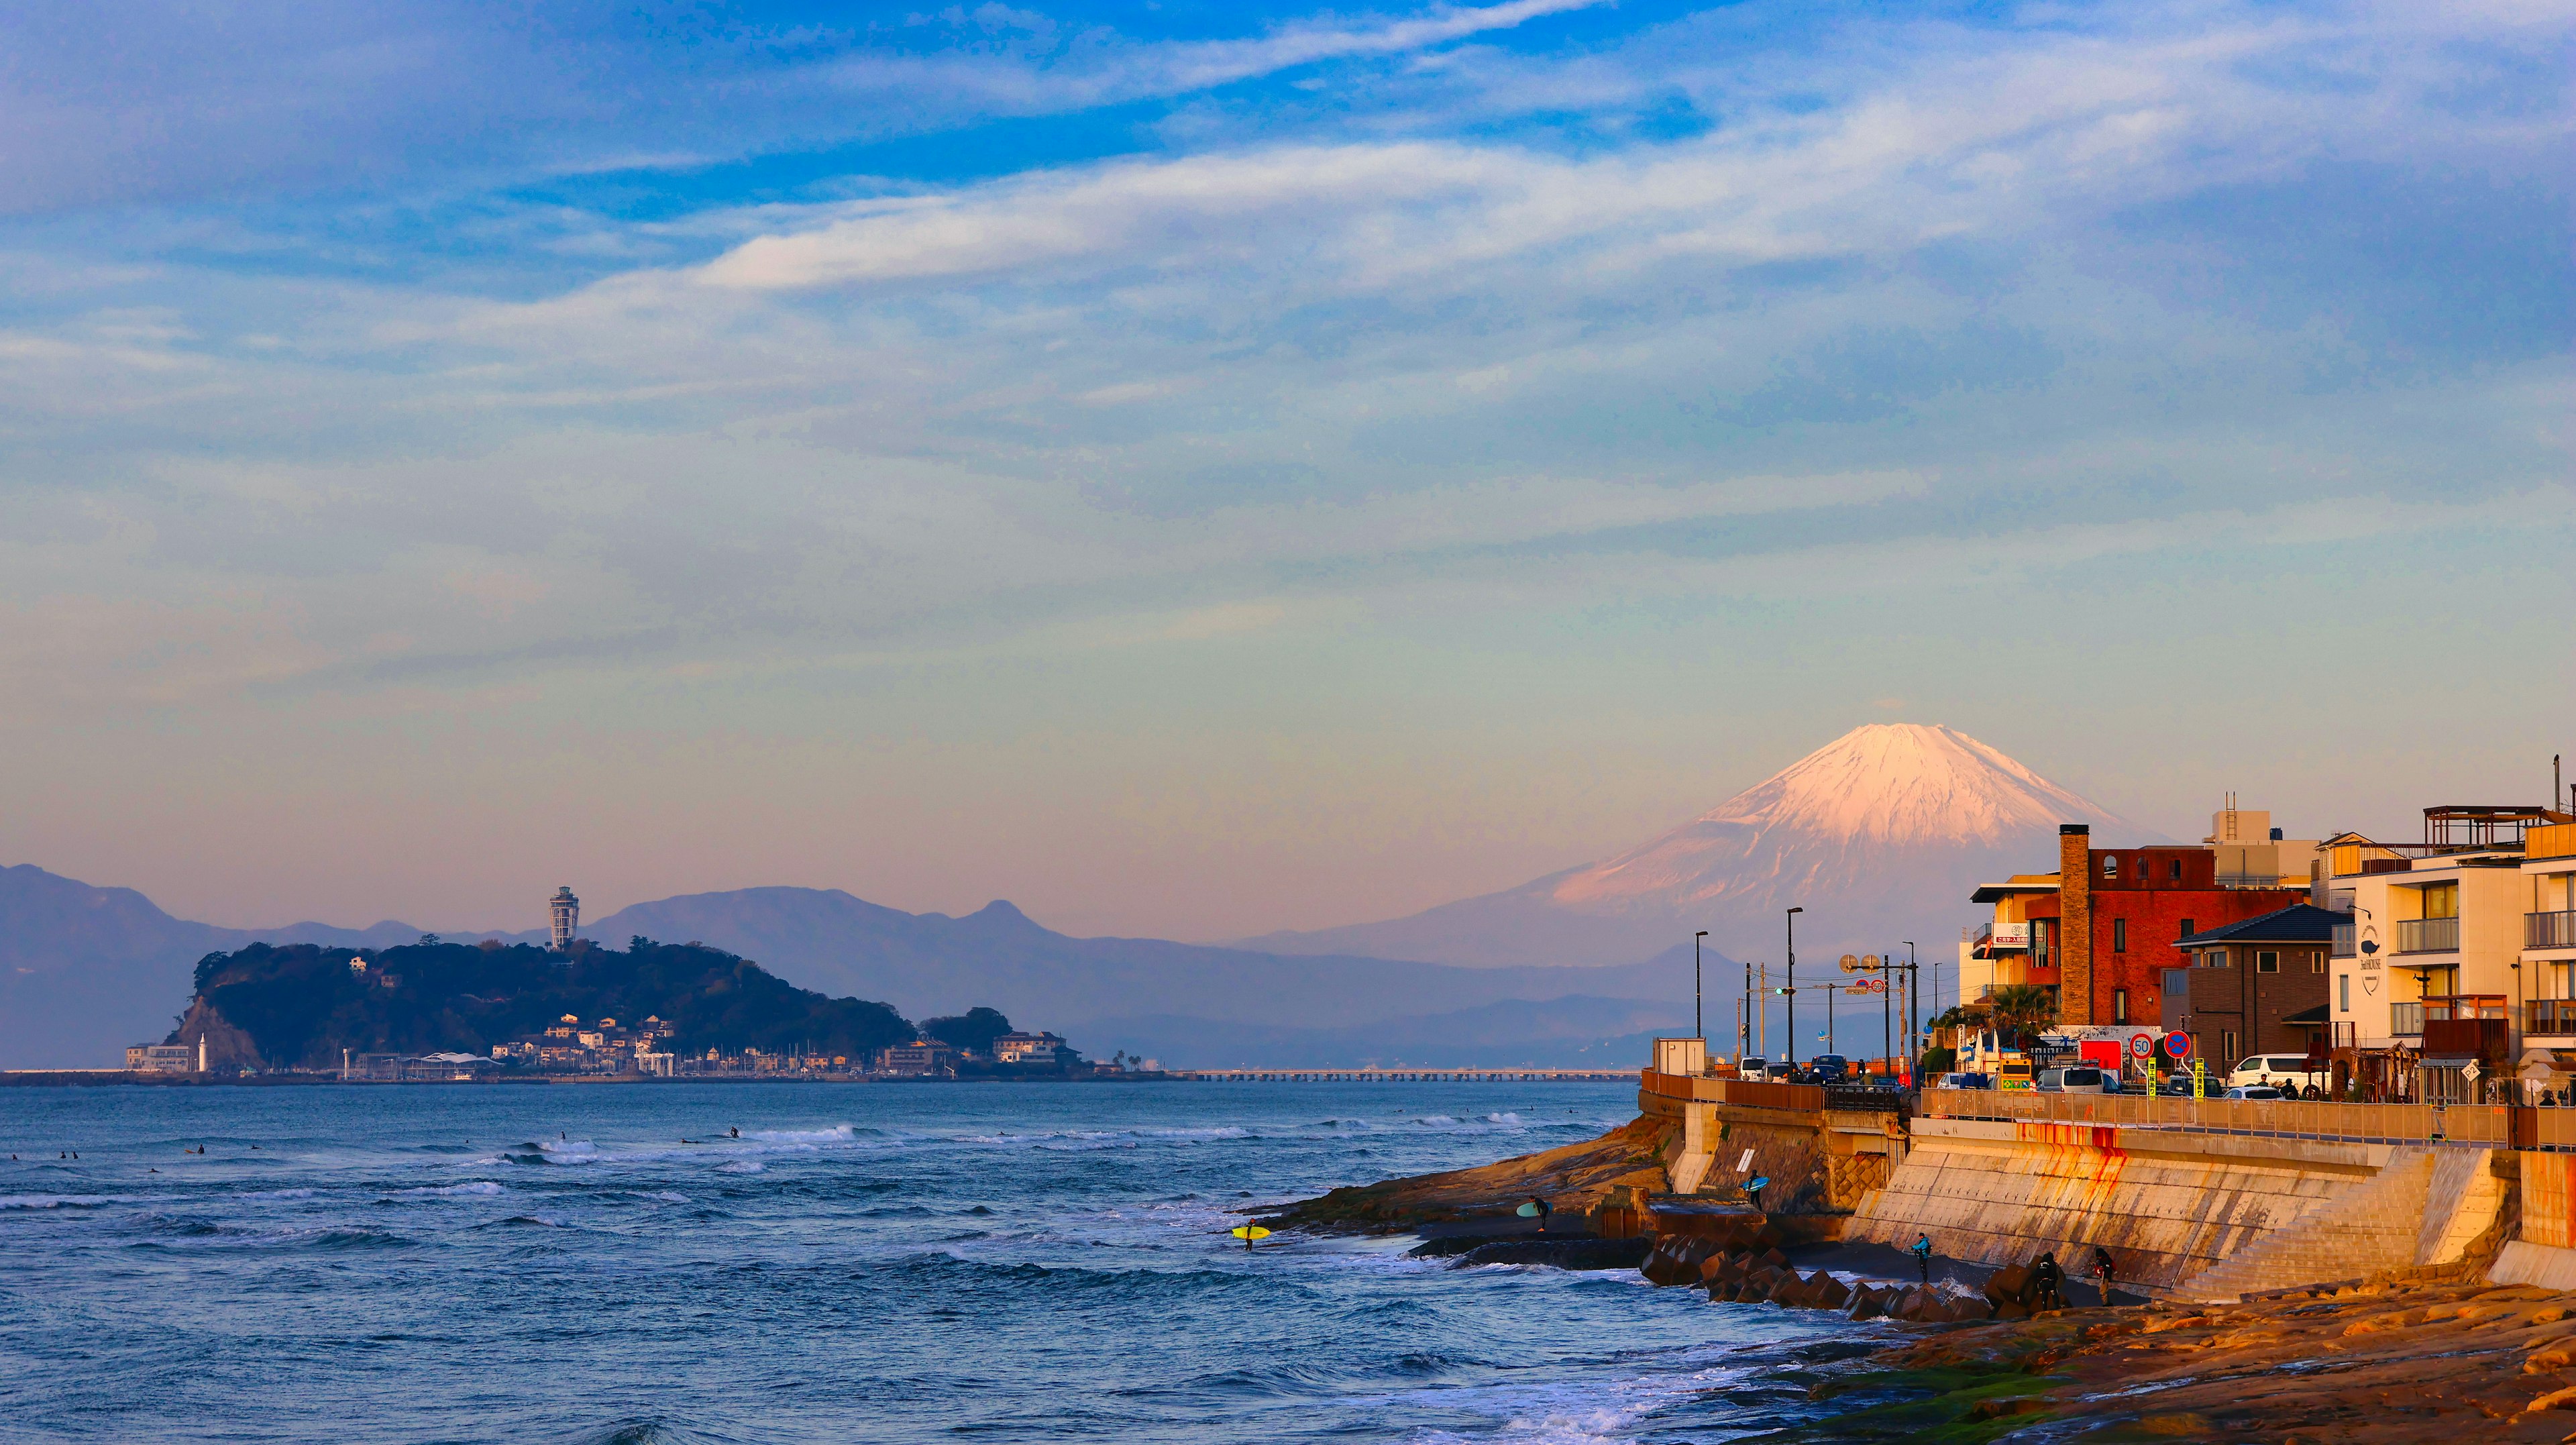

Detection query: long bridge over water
xmin=1185 ymin=1067 xmax=1639 ymax=1082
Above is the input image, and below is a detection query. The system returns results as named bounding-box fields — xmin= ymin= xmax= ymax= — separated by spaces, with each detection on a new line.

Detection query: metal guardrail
xmin=1916 ymin=1087 xmax=2512 ymax=1145
xmin=2532 ymin=910 xmax=2576 ymax=950
xmin=2398 ymin=916 xmax=2461 ymax=954
xmin=1639 ymin=1070 xmax=1826 ymax=1112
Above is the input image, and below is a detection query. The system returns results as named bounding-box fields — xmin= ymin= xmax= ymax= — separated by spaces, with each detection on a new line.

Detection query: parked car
xmin=1936 ymin=1071 xmax=1992 ymax=1090
xmin=2222 ymin=1084 xmax=2286 ymax=1100
xmin=2036 ymin=1065 xmax=2117 ymax=1094
xmin=1811 ymin=1054 xmax=1850 ymax=1082
xmin=2226 ymin=1054 xmax=2328 ymax=1097
xmin=1737 ymin=1056 xmax=1767 ymax=1077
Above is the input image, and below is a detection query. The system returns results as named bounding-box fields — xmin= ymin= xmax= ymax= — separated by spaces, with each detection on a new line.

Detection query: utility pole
xmin=1786 ymin=907 xmax=1803 ymax=1068
xmin=1695 ymin=930 xmax=1708 ymax=1042
xmin=1885 ymin=953 xmax=1906 ymax=1076
xmin=1758 ymin=963 xmax=1768 ymax=1055
xmin=1904 ymin=940 xmax=1920 ymax=1083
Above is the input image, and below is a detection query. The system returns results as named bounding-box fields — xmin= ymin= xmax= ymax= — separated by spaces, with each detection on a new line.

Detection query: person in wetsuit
xmin=2031 ymin=1252 xmax=2065 ymax=1312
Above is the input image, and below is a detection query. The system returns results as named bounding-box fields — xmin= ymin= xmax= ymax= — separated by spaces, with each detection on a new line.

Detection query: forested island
xmin=161 ymin=936 xmax=1083 ymax=1079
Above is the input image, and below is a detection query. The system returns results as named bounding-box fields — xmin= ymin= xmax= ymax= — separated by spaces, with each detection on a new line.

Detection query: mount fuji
xmin=1244 ymin=723 xmax=2143 ymax=969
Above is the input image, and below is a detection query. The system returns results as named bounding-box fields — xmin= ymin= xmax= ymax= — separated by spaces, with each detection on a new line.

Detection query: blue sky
xmin=2 ymin=0 xmax=2570 ymax=939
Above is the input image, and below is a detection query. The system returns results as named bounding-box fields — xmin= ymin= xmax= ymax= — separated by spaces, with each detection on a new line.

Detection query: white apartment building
xmin=2328 ymin=807 xmax=2576 ymax=1102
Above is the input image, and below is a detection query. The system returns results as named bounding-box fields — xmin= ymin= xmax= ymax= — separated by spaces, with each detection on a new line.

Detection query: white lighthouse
xmin=549 ymin=886 xmax=580 ymax=952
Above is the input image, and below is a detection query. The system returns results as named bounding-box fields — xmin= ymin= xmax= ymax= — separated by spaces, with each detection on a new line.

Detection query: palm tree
xmin=1985 ymin=985 xmax=2059 ymax=1049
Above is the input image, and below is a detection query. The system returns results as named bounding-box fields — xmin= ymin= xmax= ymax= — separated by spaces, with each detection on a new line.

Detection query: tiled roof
xmin=2176 ymin=903 xmax=2349 ymax=946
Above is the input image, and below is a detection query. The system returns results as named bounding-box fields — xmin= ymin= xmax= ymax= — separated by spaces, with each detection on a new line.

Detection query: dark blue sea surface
xmin=0 ymin=1083 xmax=1872 ymax=1443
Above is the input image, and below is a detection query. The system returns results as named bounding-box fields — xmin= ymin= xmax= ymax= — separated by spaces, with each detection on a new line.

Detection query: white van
xmin=2226 ymin=1053 xmax=2328 ymax=1097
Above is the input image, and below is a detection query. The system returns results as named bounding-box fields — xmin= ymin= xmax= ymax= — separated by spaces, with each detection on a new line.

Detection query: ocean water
xmin=0 ymin=1083 xmax=1874 ymax=1444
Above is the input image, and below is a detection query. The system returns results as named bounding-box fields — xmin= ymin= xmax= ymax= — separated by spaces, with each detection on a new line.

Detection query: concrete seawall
xmin=1841 ymin=1118 xmax=2512 ymax=1297
xmin=1638 ymin=1071 xmax=2542 ymax=1300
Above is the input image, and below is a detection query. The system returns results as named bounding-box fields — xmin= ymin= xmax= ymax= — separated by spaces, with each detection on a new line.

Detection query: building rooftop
xmin=2176 ymin=904 xmax=2350 ymax=947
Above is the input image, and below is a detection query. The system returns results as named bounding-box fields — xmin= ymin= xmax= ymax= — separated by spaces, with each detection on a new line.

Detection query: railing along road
xmin=1918 ymin=1087 xmax=2510 ymax=1145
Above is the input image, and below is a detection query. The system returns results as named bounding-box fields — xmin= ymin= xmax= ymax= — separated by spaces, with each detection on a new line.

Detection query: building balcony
xmin=1970 ymin=921 xmax=2029 ymax=957
xmin=2525 ymin=1000 xmax=2576 ymax=1037
xmin=2530 ymin=910 xmax=2576 ymax=951
xmin=2397 ymin=916 xmax=2460 ymax=954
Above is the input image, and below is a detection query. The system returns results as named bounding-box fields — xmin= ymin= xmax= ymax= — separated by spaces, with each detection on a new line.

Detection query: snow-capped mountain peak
xmin=1252 ymin=722 xmax=2137 ymax=965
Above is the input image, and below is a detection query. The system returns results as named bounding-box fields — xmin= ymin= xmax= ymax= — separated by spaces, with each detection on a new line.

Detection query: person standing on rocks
xmin=2090 ymin=1247 xmax=2116 ymax=1306
xmin=2031 ymin=1252 xmax=2065 ymax=1312
xmin=1911 ymin=1234 xmax=1933 ymax=1285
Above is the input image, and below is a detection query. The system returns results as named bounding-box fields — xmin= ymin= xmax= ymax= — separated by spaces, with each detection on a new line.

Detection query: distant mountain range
xmin=0 ymin=865 xmax=1695 ymax=1070
xmin=1245 ymin=722 xmax=2142 ymax=967
xmin=1 ymin=722 xmax=2131 ymax=1071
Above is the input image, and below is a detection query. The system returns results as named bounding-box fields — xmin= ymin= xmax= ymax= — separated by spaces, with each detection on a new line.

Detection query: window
xmin=2203 ymin=948 xmax=2229 ymax=968
xmin=2114 ymin=988 xmax=2129 ymax=1024
xmin=2222 ymin=1030 xmax=2241 ymax=1065
xmin=2113 ymin=918 xmax=2128 ymax=953
xmin=2169 ymin=858 xmax=2182 ymax=882
xmin=2178 ymin=918 xmax=2195 ymax=941
xmin=2310 ymin=952 xmax=2326 ymax=973
xmin=2103 ymin=855 xmax=2119 ymax=879
xmin=2421 ymin=881 xmax=2459 ymax=919
xmin=2339 ymin=974 xmax=2351 ymax=1012
xmin=2256 ymin=951 xmax=2280 ymax=973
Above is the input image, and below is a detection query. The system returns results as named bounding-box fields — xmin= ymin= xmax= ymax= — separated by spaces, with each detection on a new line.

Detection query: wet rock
xmin=1447 ymin=1236 xmax=1650 ymax=1271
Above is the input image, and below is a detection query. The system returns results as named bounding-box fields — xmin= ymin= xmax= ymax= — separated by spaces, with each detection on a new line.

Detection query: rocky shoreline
xmin=1266 ymin=1115 xmax=2576 ymax=1441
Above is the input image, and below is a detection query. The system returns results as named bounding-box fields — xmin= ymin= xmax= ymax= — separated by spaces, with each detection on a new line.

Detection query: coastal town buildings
xmin=877 ymin=1039 xmax=959 ymax=1075
xmin=994 ymin=1031 xmax=1069 ymax=1065
xmin=2164 ymin=904 xmax=2341 ymax=1065
xmin=2330 ymin=808 xmax=2576 ymax=1102
xmin=1961 ymin=801 xmax=2314 ymax=1031
xmin=124 ymin=1040 xmax=203 ymax=1072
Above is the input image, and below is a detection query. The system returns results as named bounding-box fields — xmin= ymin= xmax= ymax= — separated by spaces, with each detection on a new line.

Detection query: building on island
xmin=2328 ymin=807 xmax=2576 ymax=1102
xmin=993 ymin=1031 xmax=1068 ymax=1065
xmin=877 ymin=1040 xmax=959 ymax=1076
xmin=549 ymin=886 xmax=580 ymax=951
xmin=125 ymin=1040 xmax=205 ymax=1073
xmin=2164 ymin=904 xmax=2342 ymax=1067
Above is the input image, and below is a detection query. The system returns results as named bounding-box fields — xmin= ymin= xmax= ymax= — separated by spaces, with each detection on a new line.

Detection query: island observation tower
xmin=549 ymin=886 xmax=580 ymax=951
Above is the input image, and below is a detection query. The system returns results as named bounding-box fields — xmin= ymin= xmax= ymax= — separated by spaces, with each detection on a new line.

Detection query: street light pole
xmin=1904 ymin=940 xmax=1919 ymax=1082
xmin=1742 ymin=953 xmax=1754 ymax=1065
xmin=1695 ymin=930 xmax=1707 ymax=1044
xmin=1786 ymin=907 xmax=1803 ymax=1069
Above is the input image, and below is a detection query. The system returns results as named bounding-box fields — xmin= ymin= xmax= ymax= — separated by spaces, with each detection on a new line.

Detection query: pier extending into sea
xmin=1188 ymin=1067 xmax=1638 ymax=1082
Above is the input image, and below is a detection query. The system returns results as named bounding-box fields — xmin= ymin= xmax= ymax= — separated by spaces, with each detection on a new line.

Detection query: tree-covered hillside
xmin=181 ymin=937 xmax=914 ymax=1069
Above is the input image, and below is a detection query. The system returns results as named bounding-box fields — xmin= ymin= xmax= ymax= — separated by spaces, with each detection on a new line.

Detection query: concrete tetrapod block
xmin=1811 ymin=1273 xmax=1851 ymax=1309
xmin=1847 ymin=1287 xmax=1886 ymax=1322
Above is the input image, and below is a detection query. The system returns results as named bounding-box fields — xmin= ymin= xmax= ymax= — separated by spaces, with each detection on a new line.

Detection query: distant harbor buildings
xmin=125 ymin=1040 xmax=205 ymax=1073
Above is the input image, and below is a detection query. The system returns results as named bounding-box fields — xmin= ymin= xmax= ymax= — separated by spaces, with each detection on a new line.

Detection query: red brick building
xmin=1969 ymin=824 xmax=2308 ymax=1028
